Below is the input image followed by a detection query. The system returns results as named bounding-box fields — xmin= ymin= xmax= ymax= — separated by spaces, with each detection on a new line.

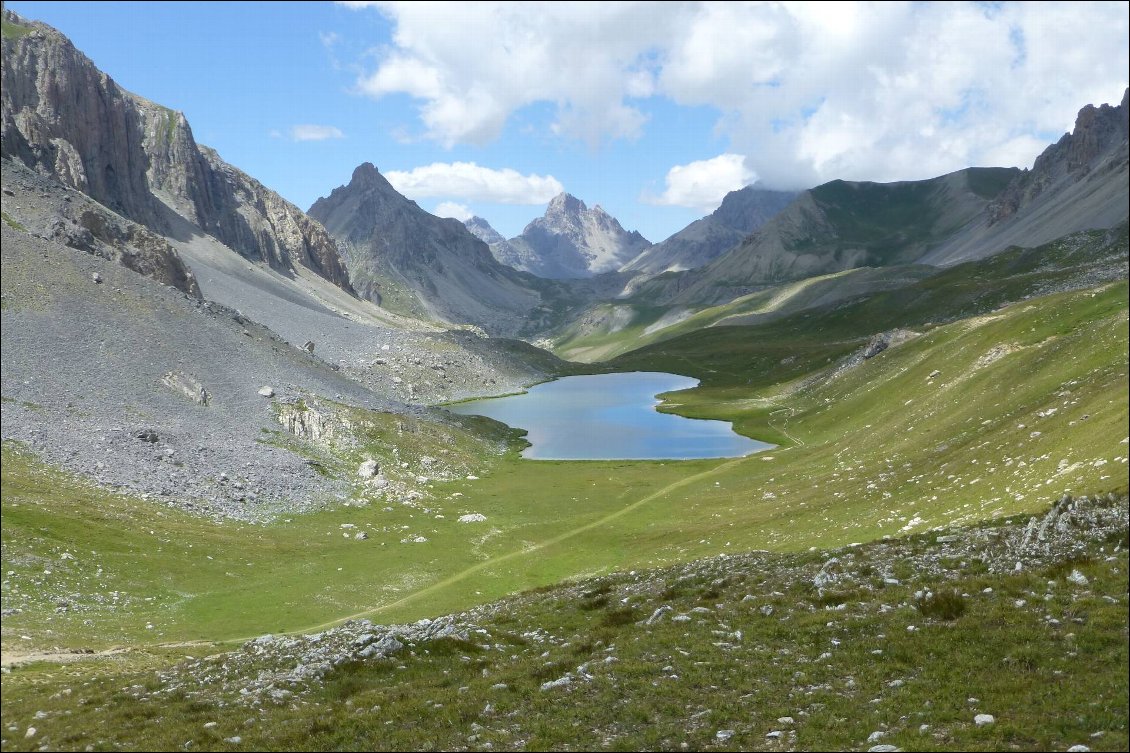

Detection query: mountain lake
xmin=445 ymin=371 xmax=773 ymax=460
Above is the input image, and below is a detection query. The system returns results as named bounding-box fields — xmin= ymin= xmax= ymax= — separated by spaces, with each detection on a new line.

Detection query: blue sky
xmin=8 ymin=1 xmax=1128 ymax=242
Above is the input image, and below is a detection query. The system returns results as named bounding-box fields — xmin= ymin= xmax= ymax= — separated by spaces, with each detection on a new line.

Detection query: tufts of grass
xmin=916 ymin=589 xmax=968 ymax=620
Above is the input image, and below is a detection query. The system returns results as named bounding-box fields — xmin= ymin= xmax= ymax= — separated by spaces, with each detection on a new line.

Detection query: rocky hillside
xmin=0 ymin=9 xmax=351 ymax=291
xmin=501 ymin=193 xmax=651 ymax=278
xmin=308 ymin=163 xmax=552 ymax=336
xmin=622 ymin=184 xmax=799 ymax=276
xmin=921 ymin=88 xmax=1130 ymax=265
xmin=634 ymin=167 xmax=1018 ymax=306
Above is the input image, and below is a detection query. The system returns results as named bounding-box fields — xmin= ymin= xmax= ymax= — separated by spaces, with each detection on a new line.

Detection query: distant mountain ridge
xmin=0 ymin=9 xmax=351 ymax=292
xmin=308 ymin=163 xmax=550 ymax=336
xmin=622 ymin=184 xmax=799 ymax=276
xmin=495 ymin=193 xmax=651 ymax=279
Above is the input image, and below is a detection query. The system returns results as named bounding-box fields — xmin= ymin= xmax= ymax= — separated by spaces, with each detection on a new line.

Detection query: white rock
xmin=765 ymin=730 xmax=782 ymax=739
xmin=25 ymin=727 xmax=37 ymax=738
xmin=257 ymin=386 xmax=275 ymax=398
xmin=1067 ymin=746 xmax=1091 ymax=752
xmin=540 ymin=676 xmax=572 ymax=691
xmin=203 ymin=722 xmax=218 ymax=729
xmin=974 ymin=714 xmax=995 ymax=726
xmin=357 ymin=459 xmax=379 ymax=478
xmin=1067 ymin=570 xmax=1089 ymax=586
xmin=777 ymin=716 xmax=795 ymax=725
xmin=224 ymin=737 xmax=242 ymax=744
xmin=867 ymin=731 xmax=886 ymax=742
xmin=868 ymin=746 xmax=900 ymax=753
xmin=458 ymin=513 xmax=487 ymax=523
xmin=716 ymin=730 xmax=734 ymax=741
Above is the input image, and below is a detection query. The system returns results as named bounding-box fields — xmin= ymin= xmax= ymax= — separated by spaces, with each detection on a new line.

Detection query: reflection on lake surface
xmin=446 ymin=371 xmax=773 ymax=460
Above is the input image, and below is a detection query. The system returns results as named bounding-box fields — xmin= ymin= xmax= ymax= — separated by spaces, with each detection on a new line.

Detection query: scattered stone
xmin=354 ymin=532 xmax=368 ymax=541
xmin=1067 ymin=569 xmax=1089 ymax=586
xmin=135 ymin=429 xmax=159 ymax=443
xmin=1067 ymin=746 xmax=1091 ymax=752
xmin=223 ymin=737 xmax=242 ymax=744
xmin=457 ymin=513 xmax=487 ymax=523
xmin=357 ymin=459 xmax=380 ymax=478
xmin=163 ymin=371 xmax=210 ymax=406
xmin=302 ymin=340 xmax=315 ymax=353
xmin=257 ymin=386 xmax=275 ymax=398
xmin=716 ymin=730 xmax=735 ymax=741
xmin=868 ymin=746 xmax=900 ymax=753
xmin=25 ymin=727 xmax=37 ymax=738
xmin=91 ymin=272 xmax=102 ymax=283
xmin=867 ymin=731 xmax=886 ymax=742
xmin=540 ymin=676 xmax=572 ymax=691
xmin=974 ymin=714 xmax=995 ymax=726
xmin=645 ymin=605 xmax=673 ymax=625
xmin=765 ymin=730 xmax=782 ymax=739
xmin=777 ymin=716 xmax=795 ymax=725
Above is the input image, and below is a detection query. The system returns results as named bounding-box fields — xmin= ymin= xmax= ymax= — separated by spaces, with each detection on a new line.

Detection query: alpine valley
xmin=1 ymin=7 xmax=1127 ymax=752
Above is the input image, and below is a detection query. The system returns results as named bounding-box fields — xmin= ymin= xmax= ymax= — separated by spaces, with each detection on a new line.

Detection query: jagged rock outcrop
xmin=918 ymin=89 xmax=1129 ymax=266
xmin=502 ymin=193 xmax=651 ymax=279
xmin=0 ymin=9 xmax=351 ymax=291
xmin=308 ymin=163 xmax=548 ymax=336
xmin=622 ymin=184 xmax=798 ymax=276
xmin=989 ymin=89 xmax=1129 ymax=225
xmin=1 ymin=155 xmax=201 ymax=297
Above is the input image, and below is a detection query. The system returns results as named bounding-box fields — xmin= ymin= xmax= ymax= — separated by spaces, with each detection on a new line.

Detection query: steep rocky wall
xmin=1 ymin=9 xmax=352 ymax=292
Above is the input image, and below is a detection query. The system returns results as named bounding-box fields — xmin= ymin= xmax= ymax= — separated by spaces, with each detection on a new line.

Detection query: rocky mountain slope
xmin=628 ymin=167 xmax=1017 ymax=306
xmin=308 ymin=163 xmax=565 ymax=337
xmin=463 ymin=215 xmax=507 ymax=246
xmin=622 ymin=184 xmax=799 ymax=276
xmin=499 ymin=192 xmax=651 ymax=278
xmin=630 ymin=92 xmax=1128 ymax=310
xmin=921 ymin=88 xmax=1130 ymax=265
xmin=0 ymin=9 xmax=351 ymax=291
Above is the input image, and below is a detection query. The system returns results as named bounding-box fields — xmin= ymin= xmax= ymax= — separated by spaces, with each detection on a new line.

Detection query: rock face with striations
xmin=0 ymin=10 xmax=351 ymax=292
xmin=501 ymin=193 xmax=651 ymax=279
xmin=622 ymin=184 xmax=798 ymax=276
xmin=308 ymin=163 xmax=546 ymax=336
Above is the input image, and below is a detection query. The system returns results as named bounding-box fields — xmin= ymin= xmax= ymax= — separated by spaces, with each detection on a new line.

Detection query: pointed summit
xmin=308 ymin=163 xmax=546 ymax=335
xmin=500 ymin=194 xmax=651 ymax=278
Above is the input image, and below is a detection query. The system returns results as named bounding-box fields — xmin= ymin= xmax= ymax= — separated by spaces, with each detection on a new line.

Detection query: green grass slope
xmin=3 ymin=281 xmax=1126 ymax=656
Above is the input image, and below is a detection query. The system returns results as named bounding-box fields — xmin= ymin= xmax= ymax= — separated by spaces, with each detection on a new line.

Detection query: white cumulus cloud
xmin=383 ymin=162 xmax=564 ymax=204
xmin=646 ymin=154 xmax=756 ymax=213
xmin=290 ymin=124 xmax=345 ymax=142
xmin=433 ymin=201 xmax=474 ymax=221
xmin=342 ymin=1 xmax=1128 ymax=187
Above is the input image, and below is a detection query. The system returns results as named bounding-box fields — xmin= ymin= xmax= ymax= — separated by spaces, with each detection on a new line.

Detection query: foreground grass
xmin=2 ymin=495 xmax=1125 ymax=751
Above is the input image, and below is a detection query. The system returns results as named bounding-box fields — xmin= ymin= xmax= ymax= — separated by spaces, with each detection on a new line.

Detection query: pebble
xmin=974 ymin=714 xmax=995 ymax=726
xmin=1066 ymin=746 xmax=1090 ymax=752
xmin=715 ymin=730 xmax=734 ymax=741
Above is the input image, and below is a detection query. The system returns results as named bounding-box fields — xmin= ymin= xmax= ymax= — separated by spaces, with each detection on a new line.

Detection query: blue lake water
xmin=446 ymin=371 xmax=773 ymax=460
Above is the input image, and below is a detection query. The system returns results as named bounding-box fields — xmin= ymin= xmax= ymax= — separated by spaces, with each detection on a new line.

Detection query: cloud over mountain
xmin=384 ymin=162 xmax=564 ymax=204
xmin=343 ymin=1 xmax=1129 ymax=188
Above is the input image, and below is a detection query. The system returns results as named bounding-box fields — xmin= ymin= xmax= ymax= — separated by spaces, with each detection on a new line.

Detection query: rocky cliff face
xmin=622 ymin=184 xmax=798 ymax=276
xmin=0 ymin=10 xmax=351 ymax=292
xmin=918 ymin=89 xmax=1129 ymax=266
xmin=989 ymin=89 xmax=1129 ymax=225
xmin=504 ymin=193 xmax=651 ymax=279
xmin=309 ymin=163 xmax=548 ymax=336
